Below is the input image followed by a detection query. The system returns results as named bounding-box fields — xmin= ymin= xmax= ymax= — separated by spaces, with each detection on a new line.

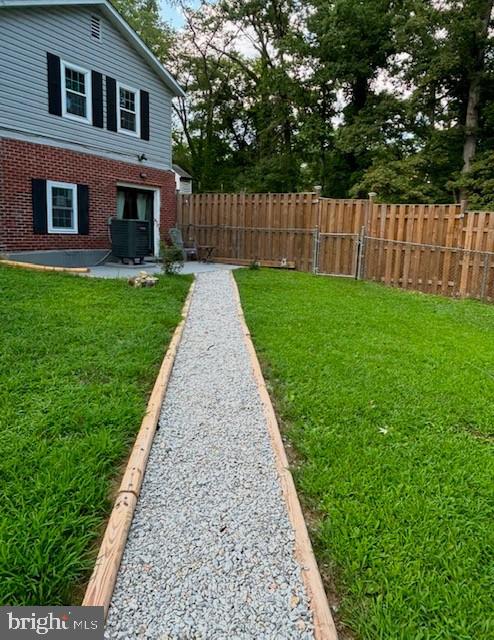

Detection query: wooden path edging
xmin=230 ymin=271 xmax=338 ymax=640
xmin=213 ymin=257 xmax=296 ymax=269
xmin=0 ymin=258 xmax=90 ymax=273
xmin=82 ymin=279 xmax=196 ymax=617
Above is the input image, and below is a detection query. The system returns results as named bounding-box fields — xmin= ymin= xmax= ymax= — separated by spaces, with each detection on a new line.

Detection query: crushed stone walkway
xmin=105 ymin=271 xmax=315 ymax=640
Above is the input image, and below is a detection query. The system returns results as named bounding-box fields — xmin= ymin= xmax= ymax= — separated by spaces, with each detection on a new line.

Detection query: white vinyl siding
xmin=0 ymin=5 xmax=173 ymax=168
xmin=179 ymin=179 xmax=192 ymax=194
xmin=47 ymin=180 xmax=78 ymax=233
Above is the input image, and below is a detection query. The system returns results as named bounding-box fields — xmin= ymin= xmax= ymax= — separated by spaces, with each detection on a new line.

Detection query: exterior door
xmin=116 ymin=187 xmax=154 ymax=254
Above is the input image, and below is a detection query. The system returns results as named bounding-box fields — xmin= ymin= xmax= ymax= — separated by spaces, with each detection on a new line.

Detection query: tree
xmin=459 ymin=0 xmax=494 ymax=194
xmin=395 ymin=0 xmax=494 ymax=202
xmin=306 ymin=0 xmax=405 ymax=195
xmin=120 ymin=0 xmax=494 ymax=203
xmin=214 ymin=0 xmax=305 ymax=190
xmin=450 ymin=149 xmax=494 ymax=207
xmin=169 ymin=3 xmax=258 ymax=191
xmin=113 ymin=0 xmax=174 ymax=61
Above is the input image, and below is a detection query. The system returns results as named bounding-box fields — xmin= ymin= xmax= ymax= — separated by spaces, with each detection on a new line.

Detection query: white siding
xmin=179 ymin=179 xmax=192 ymax=194
xmin=0 ymin=5 xmax=173 ymax=168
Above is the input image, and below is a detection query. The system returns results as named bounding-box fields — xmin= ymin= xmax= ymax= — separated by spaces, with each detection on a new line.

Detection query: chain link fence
xmin=179 ymin=222 xmax=494 ymax=302
xmin=318 ymin=234 xmax=494 ymax=302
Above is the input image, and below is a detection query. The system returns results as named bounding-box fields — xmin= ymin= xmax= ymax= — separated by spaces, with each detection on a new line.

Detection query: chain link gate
xmin=315 ymin=231 xmax=363 ymax=278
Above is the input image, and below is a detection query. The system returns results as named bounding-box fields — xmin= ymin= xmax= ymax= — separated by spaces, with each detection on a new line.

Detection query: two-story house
xmin=0 ymin=0 xmax=184 ymax=265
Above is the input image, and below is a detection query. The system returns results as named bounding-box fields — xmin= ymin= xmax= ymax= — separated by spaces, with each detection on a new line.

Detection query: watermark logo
xmin=0 ymin=607 xmax=104 ymax=638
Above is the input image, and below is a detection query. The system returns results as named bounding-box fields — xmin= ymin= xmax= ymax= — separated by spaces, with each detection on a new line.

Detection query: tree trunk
xmin=462 ymin=79 xmax=481 ymax=176
xmin=460 ymin=0 xmax=493 ymax=200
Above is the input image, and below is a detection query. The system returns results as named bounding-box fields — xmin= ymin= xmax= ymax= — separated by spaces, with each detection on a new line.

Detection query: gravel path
xmin=105 ymin=271 xmax=315 ymax=640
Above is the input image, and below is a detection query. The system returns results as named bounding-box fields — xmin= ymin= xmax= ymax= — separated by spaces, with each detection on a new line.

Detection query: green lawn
xmin=235 ymin=270 xmax=494 ymax=640
xmin=0 ymin=266 xmax=191 ymax=606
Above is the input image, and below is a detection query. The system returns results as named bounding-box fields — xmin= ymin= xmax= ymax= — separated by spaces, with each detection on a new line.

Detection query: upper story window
xmin=61 ymin=61 xmax=92 ymax=124
xmin=117 ymin=82 xmax=140 ymax=136
xmin=47 ymin=181 xmax=78 ymax=234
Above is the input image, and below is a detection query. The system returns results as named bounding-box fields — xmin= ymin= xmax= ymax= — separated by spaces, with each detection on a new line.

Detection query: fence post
xmin=312 ymin=227 xmax=320 ymax=274
xmin=312 ymin=185 xmax=322 ymax=274
xmin=356 ymin=225 xmax=366 ymax=280
xmin=366 ymin=192 xmax=376 ymax=231
xmin=237 ymin=191 xmax=246 ymax=259
xmin=480 ymin=253 xmax=489 ymax=300
xmin=313 ymin=185 xmax=322 ymax=228
xmin=459 ymin=209 xmax=474 ymax=297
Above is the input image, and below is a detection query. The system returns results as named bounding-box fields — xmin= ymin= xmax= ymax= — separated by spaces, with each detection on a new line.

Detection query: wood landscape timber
xmin=213 ymin=257 xmax=296 ymax=268
xmin=82 ymin=280 xmax=195 ymax=617
xmin=230 ymin=272 xmax=338 ymax=640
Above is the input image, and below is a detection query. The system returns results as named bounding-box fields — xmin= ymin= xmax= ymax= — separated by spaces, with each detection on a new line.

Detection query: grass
xmin=235 ymin=269 xmax=494 ymax=640
xmin=0 ymin=266 xmax=191 ymax=606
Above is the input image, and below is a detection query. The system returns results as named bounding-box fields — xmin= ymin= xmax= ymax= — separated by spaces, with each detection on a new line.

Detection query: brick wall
xmin=0 ymin=137 xmax=177 ymax=252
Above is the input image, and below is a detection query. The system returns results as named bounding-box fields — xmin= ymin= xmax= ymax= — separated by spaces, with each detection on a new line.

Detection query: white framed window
xmin=117 ymin=82 xmax=140 ymax=136
xmin=61 ymin=60 xmax=92 ymax=123
xmin=47 ymin=181 xmax=78 ymax=234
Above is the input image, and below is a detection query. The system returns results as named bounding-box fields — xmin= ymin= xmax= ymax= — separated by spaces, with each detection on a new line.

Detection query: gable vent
xmin=91 ymin=15 xmax=102 ymax=41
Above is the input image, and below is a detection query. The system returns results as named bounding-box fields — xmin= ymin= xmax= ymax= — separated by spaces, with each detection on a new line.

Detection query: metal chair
xmin=169 ymin=227 xmax=198 ymax=261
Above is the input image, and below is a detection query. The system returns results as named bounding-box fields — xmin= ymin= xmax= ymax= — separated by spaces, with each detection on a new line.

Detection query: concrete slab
xmin=86 ymin=261 xmax=241 ymax=279
xmin=5 ymin=249 xmax=109 ymax=268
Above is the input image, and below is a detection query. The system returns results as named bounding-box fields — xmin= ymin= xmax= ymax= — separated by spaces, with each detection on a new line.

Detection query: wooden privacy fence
xmin=177 ymin=192 xmax=318 ymax=272
xmin=177 ymin=192 xmax=494 ymax=302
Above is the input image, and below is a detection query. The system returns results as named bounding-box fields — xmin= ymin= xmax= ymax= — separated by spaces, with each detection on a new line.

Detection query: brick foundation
xmin=0 ymin=137 xmax=176 ymax=253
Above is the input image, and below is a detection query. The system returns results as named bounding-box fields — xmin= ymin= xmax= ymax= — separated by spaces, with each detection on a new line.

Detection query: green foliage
xmin=449 ymin=149 xmax=494 ymax=208
xmin=167 ymin=0 xmax=494 ymax=202
xmin=113 ymin=0 xmax=173 ymax=62
xmin=236 ymin=269 xmax=494 ymax=639
xmin=120 ymin=0 xmax=494 ymax=201
xmin=161 ymin=242 xmax=185 ymax=275
xmin=0 ymin=266 xmax=191 ymax=604
xmin=351 ymin=154 xmax=452 ymax=203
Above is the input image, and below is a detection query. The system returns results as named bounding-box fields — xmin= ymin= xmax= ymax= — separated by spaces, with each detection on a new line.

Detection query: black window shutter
xmin=91 ymin=71 xmax=104 ymax=128
xmin=47 ymin=53 xmax=62 ymax=116
xmin=106 ymin=76 xmax=117 ymax=132
xmin=77 ymin=185 xmax=89 ymax=235
xmin=32 ymin=179 xmax=48 ymax=234
xmin=140 ymin=90 xmax=150 ymax=140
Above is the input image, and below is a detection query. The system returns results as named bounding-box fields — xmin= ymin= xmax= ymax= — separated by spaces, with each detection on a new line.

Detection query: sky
xmin=159 ymin=0 xmax=260 ymax=58
xmin=160 ymin=0 xmax=201 ymax=28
